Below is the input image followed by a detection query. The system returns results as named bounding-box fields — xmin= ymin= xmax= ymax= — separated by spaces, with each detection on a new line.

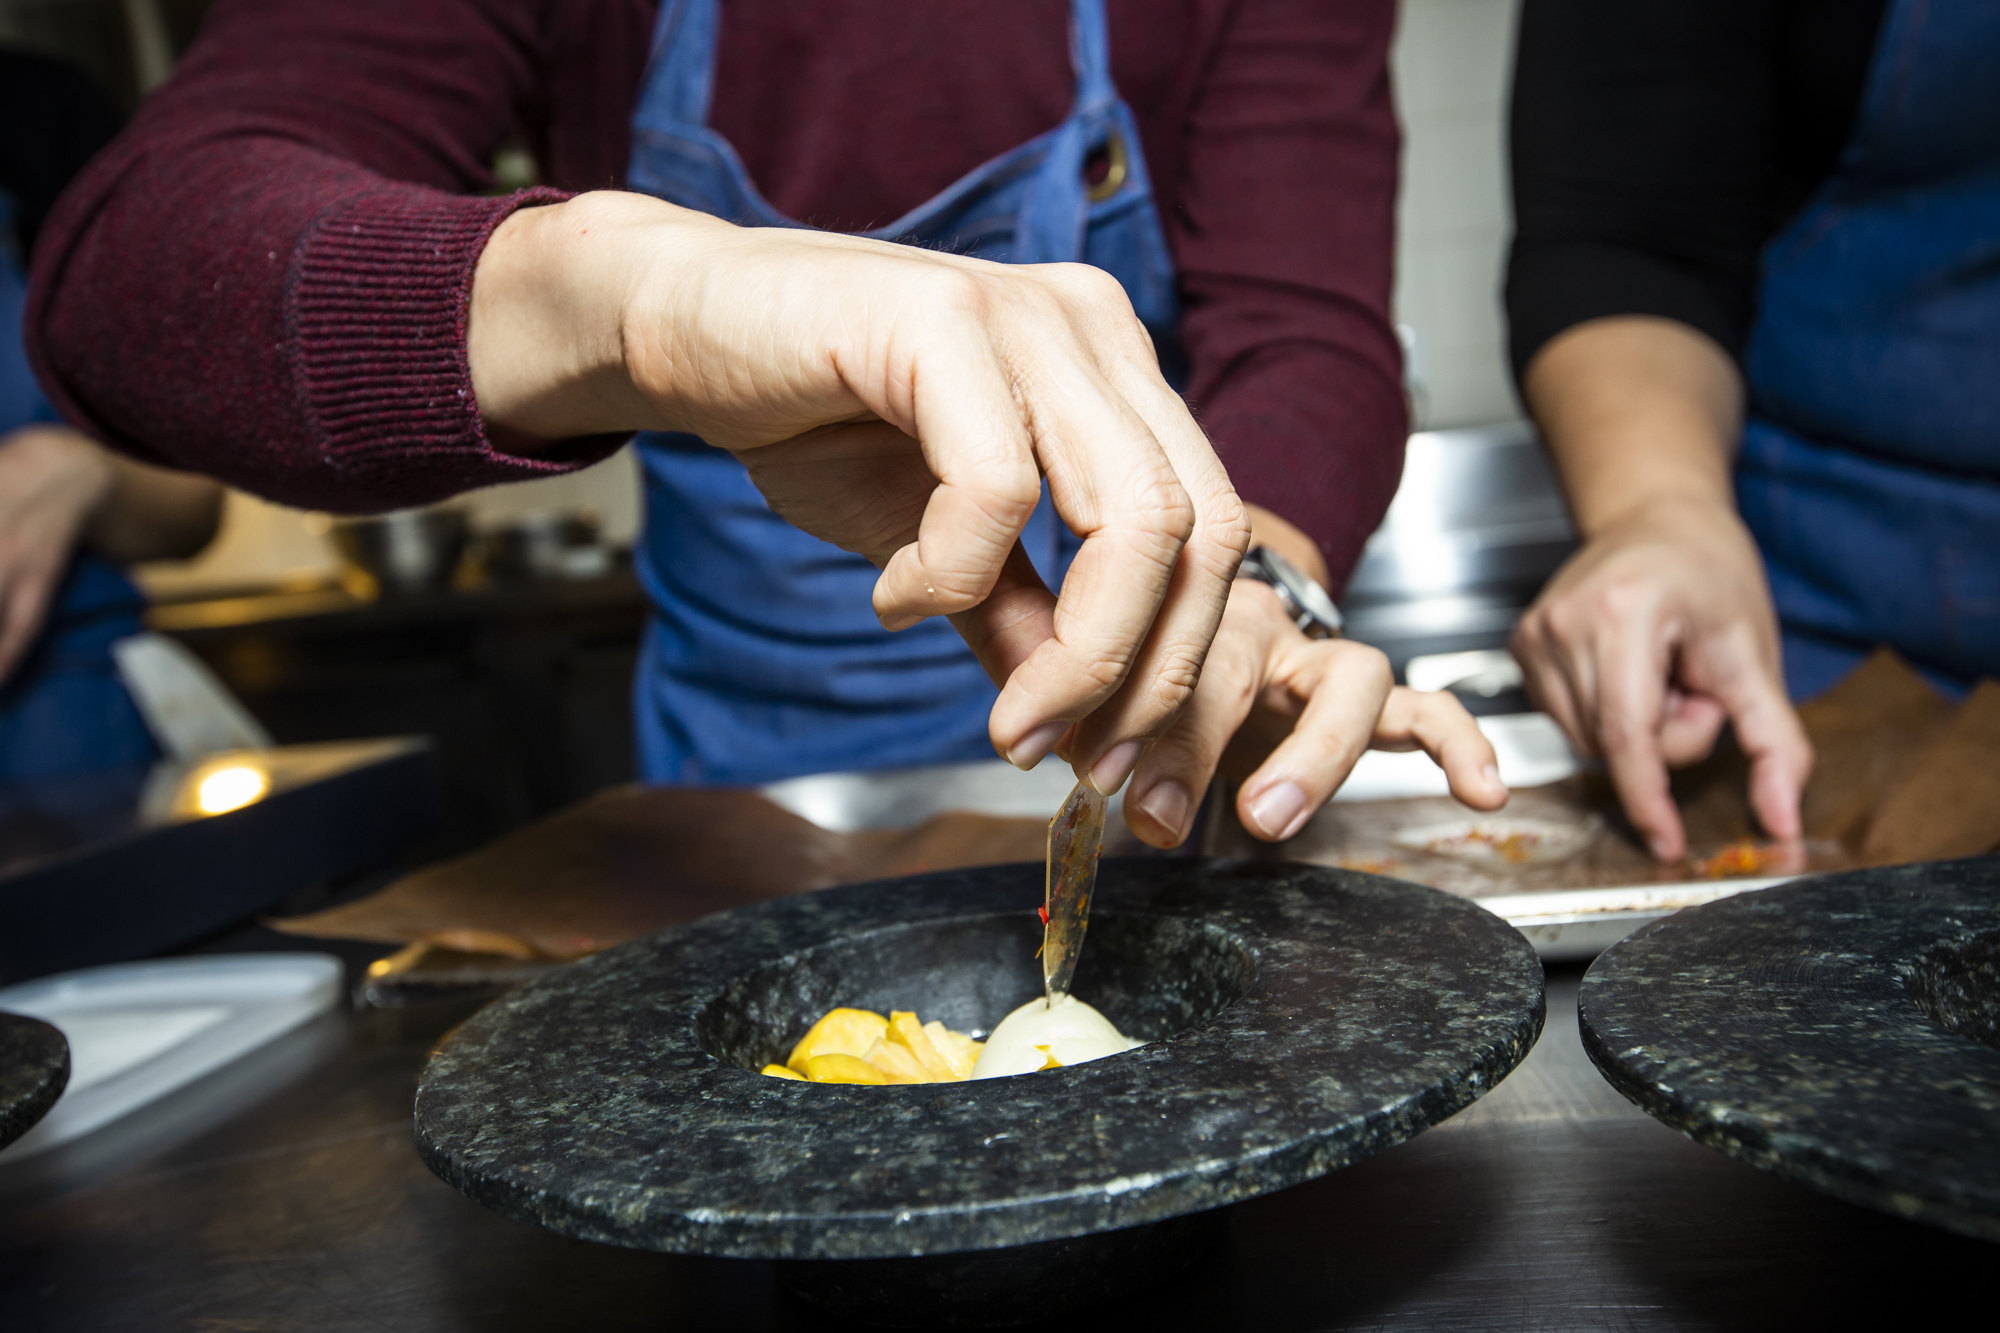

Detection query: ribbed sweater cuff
xmin=289 ymin=186 xmax=625 ymax=500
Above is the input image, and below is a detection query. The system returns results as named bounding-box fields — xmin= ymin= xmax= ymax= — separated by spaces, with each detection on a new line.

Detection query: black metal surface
xmin=0 ymin=740 xmax=440 ymax=984
xmin=1 ymin=968 xmax=1989 ymax=1330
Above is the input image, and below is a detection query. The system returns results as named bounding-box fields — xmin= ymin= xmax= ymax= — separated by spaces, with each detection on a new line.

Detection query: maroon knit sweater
xmin=27 ymin=0 xmax=1406 ymax=589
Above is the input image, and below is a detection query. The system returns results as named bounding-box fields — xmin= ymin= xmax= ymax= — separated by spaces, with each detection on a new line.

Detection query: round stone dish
xmin=1580 ymin=857 xmax=2000 ymax=1243
xmin=416 ymin=858 xmax=1544 ymax=1320
xmin=0 ymin=1011 xmax=69 ymax=1150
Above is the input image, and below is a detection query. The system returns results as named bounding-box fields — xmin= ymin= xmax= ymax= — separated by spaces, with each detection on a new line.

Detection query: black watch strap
xmin=1237 ymin=546 xmax=1343 ymax=640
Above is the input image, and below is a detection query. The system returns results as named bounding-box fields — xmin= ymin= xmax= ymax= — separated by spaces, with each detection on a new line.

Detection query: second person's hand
xmin=469 ymin=192 xmax=1250 ymax=794
xmin=1510 ymin=493 xmax=1812 ymax=859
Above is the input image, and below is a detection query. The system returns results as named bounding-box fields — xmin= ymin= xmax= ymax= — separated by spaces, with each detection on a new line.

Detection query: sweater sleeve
xmin=1505 ymin=0 xmax=1885 ymax=382
xmin=25 ymin=0 xmax=630 ymax=513
xmin=1172 ymin=0 xmax=1406 ymax=593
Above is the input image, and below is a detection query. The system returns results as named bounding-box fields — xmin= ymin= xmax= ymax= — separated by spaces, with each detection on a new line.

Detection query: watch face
xmin=1255 ymin=547 xmax=1343 ymax=636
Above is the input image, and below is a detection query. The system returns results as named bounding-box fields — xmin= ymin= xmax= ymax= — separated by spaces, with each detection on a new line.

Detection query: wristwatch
xmin=1236 ymin=545 xmax=1344 ymax=640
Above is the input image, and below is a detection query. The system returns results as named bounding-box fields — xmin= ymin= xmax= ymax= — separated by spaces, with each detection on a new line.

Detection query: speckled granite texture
xmin=0 ymin=1012 xmax=67 ymax=1150
xmin=1580 ymin=857 xmax=2000 ymax=1243
xmin=416 ymin=858 xmax=1545 ymax=1261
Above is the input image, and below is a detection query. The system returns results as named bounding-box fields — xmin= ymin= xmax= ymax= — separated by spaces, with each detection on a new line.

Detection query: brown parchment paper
xmin=276 ymin=649 xmax=1996 ymax=956
xmin=273 ymin=786 xmax=1052 ymax=960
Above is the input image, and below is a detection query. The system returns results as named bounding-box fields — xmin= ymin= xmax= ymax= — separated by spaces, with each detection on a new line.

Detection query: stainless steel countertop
xmin=0 ymin=962 xmax=1983 ymax=1330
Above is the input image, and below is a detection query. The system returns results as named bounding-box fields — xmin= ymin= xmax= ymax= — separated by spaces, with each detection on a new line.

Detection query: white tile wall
xmin=1392 ymin=0 xmax=1524 ymax=429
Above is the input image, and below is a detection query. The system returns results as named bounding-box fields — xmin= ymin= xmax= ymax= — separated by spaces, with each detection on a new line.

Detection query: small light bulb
xmin=195 ymin=765 xmax=269 ymax=815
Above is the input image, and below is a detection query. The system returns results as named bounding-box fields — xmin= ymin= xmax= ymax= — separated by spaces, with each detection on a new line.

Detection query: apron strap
xmin=1069 ymin=0 xmax=1116 ymax=116
xmin=640 ymin=0 xmax=719 ymax=130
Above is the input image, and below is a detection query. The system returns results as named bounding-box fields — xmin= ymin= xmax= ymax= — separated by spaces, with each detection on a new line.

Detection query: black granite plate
xmin=416 ymin=858 xmax=1543 ymax=1267
xmin=0 ymin=1011 xmax=68 ymax=1150
xmin=1580 ymin=858 xmax=2000 ymax=1243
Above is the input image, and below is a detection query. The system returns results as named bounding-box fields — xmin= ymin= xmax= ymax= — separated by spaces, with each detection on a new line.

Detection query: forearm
xmin=1174 ymin=0 xmax=1404 ymax=593
xmin=26 ymin=0 xmax=619 ymax=513
xmin=1523 ymin=316 xmax=1744 ymax=537
xmin=83 ymin=455 xmax=223 ymax=562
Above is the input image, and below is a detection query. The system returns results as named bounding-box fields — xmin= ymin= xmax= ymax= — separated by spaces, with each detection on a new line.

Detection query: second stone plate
xmin=1580 ymin=858 xmax=2000 ymax=1243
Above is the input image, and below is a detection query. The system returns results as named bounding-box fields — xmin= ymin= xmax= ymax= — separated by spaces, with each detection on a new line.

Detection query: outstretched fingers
xmin=1371 ymin=687 xmax=1510 ymax=811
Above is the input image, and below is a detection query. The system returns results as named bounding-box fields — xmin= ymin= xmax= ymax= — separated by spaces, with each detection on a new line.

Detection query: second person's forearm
xmin=1522 ymin=315 xmax=1744 ymax=535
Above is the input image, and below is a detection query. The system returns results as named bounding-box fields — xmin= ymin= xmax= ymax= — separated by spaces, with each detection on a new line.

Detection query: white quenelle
xmin=969 ymin=993 xmax=1142 ymax=1079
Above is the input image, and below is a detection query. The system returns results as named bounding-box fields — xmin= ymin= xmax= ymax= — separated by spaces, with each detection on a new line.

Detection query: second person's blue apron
xmin=623 ymin=0 xmax=1179 ymax=783
xmin=1738 ymin=0 xmax=2000 ymax=699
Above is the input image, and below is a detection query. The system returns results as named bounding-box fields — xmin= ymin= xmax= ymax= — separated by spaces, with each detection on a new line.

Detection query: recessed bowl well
xmin=1905 ymin=928 xmax=2000 ymax=1052
xmin=697 ymin=912 xmax=1257 ymax=1071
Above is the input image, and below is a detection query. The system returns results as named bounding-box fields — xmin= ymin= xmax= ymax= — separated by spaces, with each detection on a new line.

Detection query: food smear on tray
xmin=1391 ymin=817 xmax=1595 ymax=867
xmin=1689 ymin=840 xmax=1810 ymax=879
xmin=761 ymin=997 xmax=1140 ymax=1084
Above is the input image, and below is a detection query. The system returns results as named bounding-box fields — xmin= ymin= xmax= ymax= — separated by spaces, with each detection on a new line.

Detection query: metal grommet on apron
xmin=623 ymin=0 xmax=1180 ymax=784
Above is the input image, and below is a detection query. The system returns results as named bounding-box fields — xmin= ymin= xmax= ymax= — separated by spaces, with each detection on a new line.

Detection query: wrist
xmin=1243 ymin=502 xmax=1329 ymax=590
xmin=469 ymin=191 xmax=700 ymax=446
xmin=3 ymin=425 xmax=114 ymax=520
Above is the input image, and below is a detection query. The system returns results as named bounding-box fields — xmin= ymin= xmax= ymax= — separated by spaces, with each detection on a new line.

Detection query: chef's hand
xmin=1117 ymin=574 xmax=1509 ymax=848
xmin=0 ymin=424 xmax=114 ymax=684
xmin=1510 ymin=316 xmax=1813 ymax=860
xmin=1511 ymin=495 xmax=1807 ymax=859
xmin=470 ymin=193 xmax=1248 ymax=791
xmin=0 ymin=425 xmax=223 ymax=687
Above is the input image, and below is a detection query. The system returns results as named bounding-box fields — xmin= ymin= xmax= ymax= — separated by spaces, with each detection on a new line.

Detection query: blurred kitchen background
xmin=1 ymin=0 xmax=1568 ymax=852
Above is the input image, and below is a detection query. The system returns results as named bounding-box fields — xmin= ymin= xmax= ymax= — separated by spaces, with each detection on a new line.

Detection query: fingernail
xmin=1247 ymin=781 xmax=1310 ymax=840
xmin=1483 ymin=764 xmax=1507 ymax=792
xmin=1006 ymin=722 xmax=1067 ymax=771
xmin=1135 ymin=780 xmax=1192 ymax=844
xmin=1088 ymin=740 xmax=1145 ymax=795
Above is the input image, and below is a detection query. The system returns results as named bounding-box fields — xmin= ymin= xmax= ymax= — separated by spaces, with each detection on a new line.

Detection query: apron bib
xmin=624 ymin=0 xmax=1179 ymax=783
xmin=1739 ymin=0 xmax=2000 ymax=698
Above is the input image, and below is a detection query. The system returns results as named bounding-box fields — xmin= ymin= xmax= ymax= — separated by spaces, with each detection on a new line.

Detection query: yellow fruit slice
xmin=761 ymin=1064 xmax=805 ymax=1080
xmin=787 ymin=1008 xmax=889 ymax=1073
xmin=862 ymin=1038 xmax=932 ymax=1083
xmin=804 ymin=1053 xmax=891 ymax=1084
xmin=888 ymin=1011 xmax=957 ymax=1081
xmin=923 ymin=1020 xmax=975 ymax=1079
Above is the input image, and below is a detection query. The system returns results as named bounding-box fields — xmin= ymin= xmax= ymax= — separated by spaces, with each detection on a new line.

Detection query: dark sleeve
xmin=24 ymin=0 xmax=645 ymax=513
xmin=0 ymin=49 xmax=125 ymax=259
xmin=1173 ymin=0 xmax=1405 ymax=593
xmin=1504 ymin=0 xmax=1884 ymax=380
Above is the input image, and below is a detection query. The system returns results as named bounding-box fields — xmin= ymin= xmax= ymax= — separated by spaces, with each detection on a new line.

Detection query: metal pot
xmin=329 ymin=508 xmax=469 ymax=597
xmin=478 ymin=509 xmax=611 ymax=583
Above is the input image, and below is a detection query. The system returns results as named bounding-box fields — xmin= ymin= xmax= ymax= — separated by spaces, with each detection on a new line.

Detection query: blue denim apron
xmin=624 ymin=0 xmax=1178 ymax=783
xmin=0 ymin=196 xmax=157 ymax=780
xmin=1738 ymin=0 xmax=2000 ymax=699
